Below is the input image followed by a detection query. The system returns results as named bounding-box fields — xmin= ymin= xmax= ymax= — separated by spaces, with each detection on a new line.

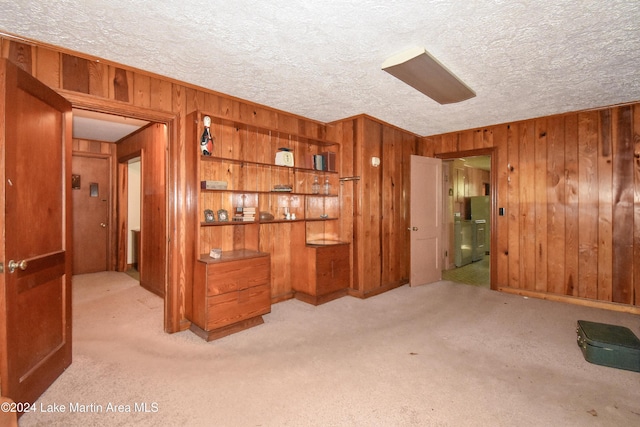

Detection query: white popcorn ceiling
xmin=1 ymin=0 xmax=639 ymax=136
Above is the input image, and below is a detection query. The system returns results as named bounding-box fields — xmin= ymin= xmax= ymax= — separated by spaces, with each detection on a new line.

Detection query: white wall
xmin=127 ymin=160 xmax=141 ymax=265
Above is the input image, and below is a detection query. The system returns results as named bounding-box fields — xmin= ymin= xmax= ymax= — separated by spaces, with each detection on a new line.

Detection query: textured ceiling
xmin=2 ymin=0 xmax=639 ymax=136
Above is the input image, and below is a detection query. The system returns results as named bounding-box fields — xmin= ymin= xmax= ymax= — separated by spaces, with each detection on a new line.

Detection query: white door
xmin=409 ymin=155 xmax=442 ymax=286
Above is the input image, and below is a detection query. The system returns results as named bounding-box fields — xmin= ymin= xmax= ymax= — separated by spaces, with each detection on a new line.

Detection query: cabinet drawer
xmin=205 ymin=283 xmax=271 ymax=330
xmin=206 ymin=256 xmax=270 ymax=295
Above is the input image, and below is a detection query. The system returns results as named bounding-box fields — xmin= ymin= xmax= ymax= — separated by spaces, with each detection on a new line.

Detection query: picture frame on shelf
xmin=217 ymin=209 xmax=229 ymax=222
xmin=204 ymin=209 xmax=215 ymax=223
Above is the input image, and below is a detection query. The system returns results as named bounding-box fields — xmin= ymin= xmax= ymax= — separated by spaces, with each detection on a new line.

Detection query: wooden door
xmin=409 ymin=155 xmax=442 ymax=286
xmin=72 ymin=155 xmax=109 ymax=274
xmin=0 ymin=59 xmax=72 ymax=411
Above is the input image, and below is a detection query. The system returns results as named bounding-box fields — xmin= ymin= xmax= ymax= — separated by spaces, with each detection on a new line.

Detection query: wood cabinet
xmin=190 ymin=250 xmax=271 ymax=341
xmin=292 ymin=241 xmax=350 ymax=305
xmin=185 ymin=110 xmax=350 ymax=339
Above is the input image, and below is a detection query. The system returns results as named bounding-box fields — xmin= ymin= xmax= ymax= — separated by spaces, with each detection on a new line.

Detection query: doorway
xmin=71 ymin=108 xmax=168 ymax=298
xmin=440 ymin=153 xmax=492 ymax=288
xmin=72 ymin=109 xmax=148 ymax=276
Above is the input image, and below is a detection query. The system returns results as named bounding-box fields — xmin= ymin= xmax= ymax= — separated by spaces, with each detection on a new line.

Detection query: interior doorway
xmin=440 ymin=153 xmax=492 ymax=288
xmin=71 ymin=107 xmax=168 ymax=295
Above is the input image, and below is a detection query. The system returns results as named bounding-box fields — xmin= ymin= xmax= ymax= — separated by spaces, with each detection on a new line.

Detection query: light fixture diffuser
xmin=382 ymin=47 xmax=475 ymax=104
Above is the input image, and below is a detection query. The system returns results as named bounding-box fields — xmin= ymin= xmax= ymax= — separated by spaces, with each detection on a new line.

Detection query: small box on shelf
xmin=308 ymin=151 xmax=337 ymax=172
xmin=201 ymin=180 xmax=228 ymax=190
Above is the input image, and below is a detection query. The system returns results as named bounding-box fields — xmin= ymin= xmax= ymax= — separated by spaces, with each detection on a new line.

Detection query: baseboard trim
xmin=348 ymin=280 xmax=407 ymax=299
xmin=498 ymin=287 xmax=640 ymax=315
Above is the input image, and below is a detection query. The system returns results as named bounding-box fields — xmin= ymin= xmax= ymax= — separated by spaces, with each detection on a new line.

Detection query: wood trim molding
xmin=498 ymin=286 xmax=640 ymax=315
xmin=56 ymin=89 xmax=177 ymax=123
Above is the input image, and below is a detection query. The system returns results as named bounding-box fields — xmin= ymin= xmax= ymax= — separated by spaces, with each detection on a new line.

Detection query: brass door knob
xmin=8 ymin=259 xmax=27 ymax=273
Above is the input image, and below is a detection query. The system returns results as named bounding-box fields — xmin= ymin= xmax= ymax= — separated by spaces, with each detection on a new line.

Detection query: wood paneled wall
xmin=424 ymin=105 xmax=640 ymax=308
xmin=329 ymin=115 xmax=422 ymax=297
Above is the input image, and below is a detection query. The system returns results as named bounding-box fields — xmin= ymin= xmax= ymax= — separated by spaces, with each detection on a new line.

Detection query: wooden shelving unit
xmin=185 ymin=110 xmax=350 ymax=340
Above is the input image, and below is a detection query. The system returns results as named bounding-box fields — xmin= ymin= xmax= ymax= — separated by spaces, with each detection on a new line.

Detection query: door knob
xmin=407 ymin=227 xmax=418 ymax=231
xmin=100 ymin=223 xmax=107 ymax=228
xmin=8 ymin=259 xmax=28 ymax=273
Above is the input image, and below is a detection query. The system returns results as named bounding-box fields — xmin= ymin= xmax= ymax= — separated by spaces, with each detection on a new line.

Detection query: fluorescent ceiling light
xmin=382 ymin=47 xmax=475 ymax=104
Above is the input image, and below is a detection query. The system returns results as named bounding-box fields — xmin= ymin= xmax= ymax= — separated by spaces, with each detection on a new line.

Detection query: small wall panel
xmin=577 ymin=112 xmax=599 ymax=300
xmin=611 ymin=106 xmax=634 ymax=304
xmin=634 ymin=106 xmax=640 ymax=306
xmin=534 ymin=119 xmax=548 ymax=292
xmin=35 ymin=46 xmax=60 ymax=88
xmin=507 ymin=124 xmax=521 ymax=288
xmin=564 ymin=114 xmax=580 ymax=297
xmin=88 ymin=61 xmax=109 ymax=98
xmin=518 ymin=121 xmax=536 ymax=291
xmin=546 ymin=116 xmax=567 ymax=296
xmin=597 ymin=109 xmax=613 ymax=302
xmin=494 ymin=125 xmax=509 ymax=287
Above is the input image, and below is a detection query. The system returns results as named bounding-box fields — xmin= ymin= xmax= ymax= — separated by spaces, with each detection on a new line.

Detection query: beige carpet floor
xmin=19 ymin=272 xmax=640 ymax=427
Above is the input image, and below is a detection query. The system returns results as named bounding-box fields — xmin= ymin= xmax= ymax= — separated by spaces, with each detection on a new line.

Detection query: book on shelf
xmin=272 ymin=184 xmax=293 ymax=192
xmin=201 ymin=180 xmax=228 ymax=190
xmin=305 ymin=154 xmax=314 ymax=169
xmin=242 ymin=206 xmax=256 ymax=221
xmin=310 ymin=151 xmax=336 ymax=172
xmin=320 ymin=151 xmax=337 ymax=172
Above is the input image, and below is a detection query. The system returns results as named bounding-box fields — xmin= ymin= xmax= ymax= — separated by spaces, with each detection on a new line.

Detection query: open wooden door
xmin=409 ymin=155 xmax=442 ymax=286
xmin=0 ymin=59 xmax=72 ymax=413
